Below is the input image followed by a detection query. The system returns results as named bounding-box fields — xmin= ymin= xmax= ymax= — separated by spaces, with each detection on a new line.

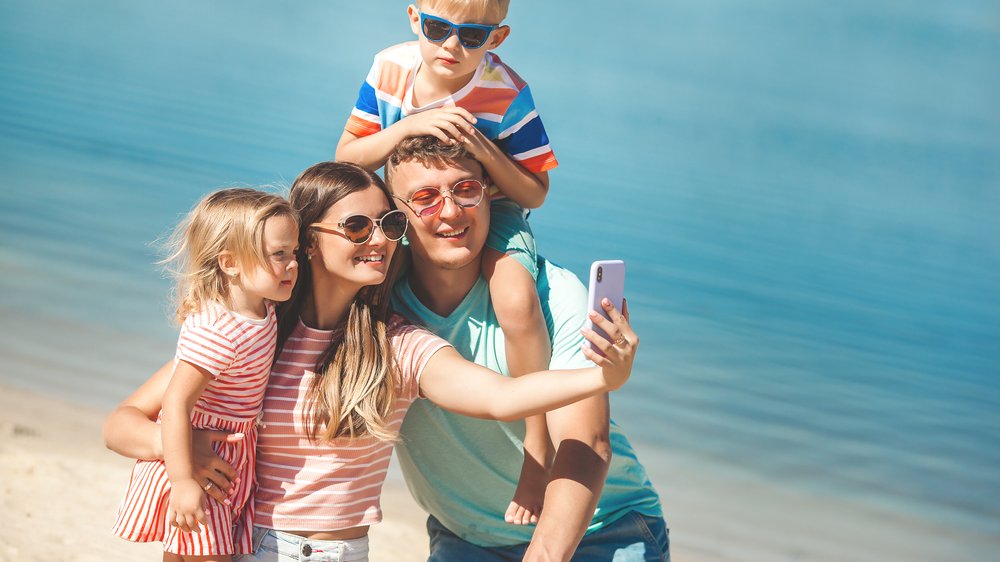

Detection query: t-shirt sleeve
xmin=345 ymin=55 xmax=384 ymax=138
xmin=390 ymin=321 xmax=452 ymax=400
xmin=495 ymin=85 xmax=558 ymax=173
xmin=540 ymin=261 xmax=592 ymax=371
xmin=175 ymin=321 xmax=237 ymax=379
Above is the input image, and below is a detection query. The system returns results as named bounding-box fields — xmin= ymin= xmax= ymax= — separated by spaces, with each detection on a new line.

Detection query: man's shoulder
xmin=536 ymin=257 xmax=588 ymax=320
xmin=538 ymin=258 xmax=585 ymax=293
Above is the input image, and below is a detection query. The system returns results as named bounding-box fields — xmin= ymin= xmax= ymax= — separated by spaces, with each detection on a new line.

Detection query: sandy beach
xmin=4 ymin=379 xmax=987 ymax=562
xmin=0 ymin=384 xmax=428 ymax=562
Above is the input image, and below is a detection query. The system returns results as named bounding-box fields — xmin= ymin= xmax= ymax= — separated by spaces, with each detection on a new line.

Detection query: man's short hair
xmin=384 ymin=136 xmax=483 ymax=190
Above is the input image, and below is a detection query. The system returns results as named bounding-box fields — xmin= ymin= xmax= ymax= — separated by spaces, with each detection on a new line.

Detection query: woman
xmin=104 ymin=161 xmax=638 ymax=561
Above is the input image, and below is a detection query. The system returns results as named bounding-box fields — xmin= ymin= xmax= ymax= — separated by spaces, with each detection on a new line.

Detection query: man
xmin=385 ymin=136 xmax=668 ymax=561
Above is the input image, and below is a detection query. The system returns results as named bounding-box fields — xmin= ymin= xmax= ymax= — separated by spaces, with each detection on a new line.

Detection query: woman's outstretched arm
xmin=419 ymin=299 xmax=638 ymax=420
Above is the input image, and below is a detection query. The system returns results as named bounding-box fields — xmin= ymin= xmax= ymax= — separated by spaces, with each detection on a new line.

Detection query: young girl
xmin=105 ymin=161 xmax=638 ymax=561
xmin=112 ymin=188 xmax=299 ymax=560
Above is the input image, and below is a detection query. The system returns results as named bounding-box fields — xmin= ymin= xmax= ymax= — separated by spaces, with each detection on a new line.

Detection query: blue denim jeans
xmin=234 ymin=526 xmax=369 ymax=562
xmin=426 ymin=511 xmax=669 ymax=561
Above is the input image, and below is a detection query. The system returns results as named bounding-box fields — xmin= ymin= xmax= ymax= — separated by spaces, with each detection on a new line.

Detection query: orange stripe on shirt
xmin=460 ymin=87 xmax=519 ymax=118
xmin=375 ymin=60 xmax=411 ymax=102
xmin=516 ymin=151 xmax=559 ymax=173
xmin=346 ymin=115 xmax=382 ymax=137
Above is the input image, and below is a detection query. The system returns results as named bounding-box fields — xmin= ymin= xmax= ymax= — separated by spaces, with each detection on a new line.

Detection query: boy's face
xmin=407 ymin=3 xmax=510 ymax=88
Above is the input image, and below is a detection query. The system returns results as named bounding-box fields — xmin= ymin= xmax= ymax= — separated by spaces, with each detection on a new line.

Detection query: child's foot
xmin=505 ymin=454 xmax=548 ymax=525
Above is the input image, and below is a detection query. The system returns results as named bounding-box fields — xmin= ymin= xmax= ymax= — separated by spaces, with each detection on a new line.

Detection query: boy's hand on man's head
xmin=403 ymin=106 xmax=478 ymax=145
xmin=458 ymin=125 xmax=495 ymax=162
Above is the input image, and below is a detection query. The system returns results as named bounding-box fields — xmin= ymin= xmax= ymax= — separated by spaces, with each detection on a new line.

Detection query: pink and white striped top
xmin=252 ymin=315 xmax=449 ymax=532
xmin=176 ymin=302 xmax=277 ymax=421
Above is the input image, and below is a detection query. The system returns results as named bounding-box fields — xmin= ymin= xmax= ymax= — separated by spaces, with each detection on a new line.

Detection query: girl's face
xmin=240 ymin=213 xmax=300 ymax=303
xmin=308 ymin=186 xmax=399 ymax=290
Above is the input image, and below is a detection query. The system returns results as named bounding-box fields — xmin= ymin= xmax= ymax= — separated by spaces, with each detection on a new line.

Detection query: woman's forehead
xmin=320 ymin=186 xmax=389 ymax=220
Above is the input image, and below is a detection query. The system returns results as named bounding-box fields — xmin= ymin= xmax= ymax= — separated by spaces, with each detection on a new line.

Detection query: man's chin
xmin=422 ymin=248 xmax=481 ymax=271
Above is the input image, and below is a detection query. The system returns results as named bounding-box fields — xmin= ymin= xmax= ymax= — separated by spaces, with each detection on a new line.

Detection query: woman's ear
xmin=305 ymin=235 xmax=318 ymax=262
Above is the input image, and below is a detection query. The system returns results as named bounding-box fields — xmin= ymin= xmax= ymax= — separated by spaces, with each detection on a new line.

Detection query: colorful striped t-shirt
xmin=251 ymin=315 xmax=450 ymax=532
xmin=345 ymin=41 xmax=558 ymax=174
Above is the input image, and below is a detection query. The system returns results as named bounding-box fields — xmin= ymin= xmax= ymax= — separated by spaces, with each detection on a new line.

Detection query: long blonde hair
xmin=279 ymin=162 xmax=403 ymax=443
xmin=162 ymin=187 xmax=296 ymax=324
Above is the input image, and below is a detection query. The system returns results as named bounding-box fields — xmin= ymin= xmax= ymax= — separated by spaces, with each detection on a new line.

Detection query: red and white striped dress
xmin=113 ymin=302 xmax=277 ymax=556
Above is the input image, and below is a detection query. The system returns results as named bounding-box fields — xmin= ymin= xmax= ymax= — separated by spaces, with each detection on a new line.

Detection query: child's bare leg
xmin=483 ymin=248 xmax=553 ymax=526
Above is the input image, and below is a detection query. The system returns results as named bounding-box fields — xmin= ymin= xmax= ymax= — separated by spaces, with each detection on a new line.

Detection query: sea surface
xmin=1 ymin=1 xmax=998 ymax=560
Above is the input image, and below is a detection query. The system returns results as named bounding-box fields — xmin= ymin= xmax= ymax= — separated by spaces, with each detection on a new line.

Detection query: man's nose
xmin=438 ymin=193 xmax=462 ymax=219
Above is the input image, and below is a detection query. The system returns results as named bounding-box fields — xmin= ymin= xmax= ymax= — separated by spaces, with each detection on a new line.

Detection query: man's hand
xmin=581 ymin=298 xmax=638 ymax=390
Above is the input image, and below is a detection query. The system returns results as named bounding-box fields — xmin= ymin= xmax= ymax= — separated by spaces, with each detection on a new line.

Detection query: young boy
xmin=336 ymin=0 xmax=556 ymax=526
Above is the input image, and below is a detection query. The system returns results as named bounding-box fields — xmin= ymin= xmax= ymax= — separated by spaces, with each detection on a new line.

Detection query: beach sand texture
xmin=4 ymin=380 xmax=991 ymax=561
xmin=0 ymin=385 xmax=427 ymax=562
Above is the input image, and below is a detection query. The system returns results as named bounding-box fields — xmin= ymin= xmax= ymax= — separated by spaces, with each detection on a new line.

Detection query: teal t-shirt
xmin=391 ymin=257 xmax=663 ymax=547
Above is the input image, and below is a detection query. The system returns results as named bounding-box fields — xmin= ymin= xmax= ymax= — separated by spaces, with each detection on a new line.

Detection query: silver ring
xmin=204 ymin=481 xmax=214 ymax=491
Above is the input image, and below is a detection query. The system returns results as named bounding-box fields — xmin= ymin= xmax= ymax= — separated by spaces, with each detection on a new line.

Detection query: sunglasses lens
xmin=422 ymin=18 xmax=452 ymax=42
xmin=381 ymin=211 xmax=408 ymax=240
xmin=341 ymin=215 xmax=374 ymax=243
xmin=452 ymin=180 xmax=484 ymax=206
xmin=410 ymin=187 xmax=443 ymax=216
xmin=458 ymin=27 xmax=490 ymax=48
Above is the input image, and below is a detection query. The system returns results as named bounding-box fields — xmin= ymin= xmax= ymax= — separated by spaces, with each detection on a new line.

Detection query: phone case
xmin=585 ymin=260 xmax=626 ymax=352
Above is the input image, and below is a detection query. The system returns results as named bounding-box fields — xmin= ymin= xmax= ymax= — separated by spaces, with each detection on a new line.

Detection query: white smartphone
xmin=585 ymin=260 xmax=626 ymax=352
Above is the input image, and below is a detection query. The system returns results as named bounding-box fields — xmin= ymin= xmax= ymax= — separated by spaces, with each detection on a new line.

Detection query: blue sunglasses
xmin=419 ymin=12 xmax=498 ymax=49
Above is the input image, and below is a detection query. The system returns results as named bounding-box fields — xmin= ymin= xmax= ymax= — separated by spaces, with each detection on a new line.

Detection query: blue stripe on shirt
xmin=355 ymin=81 xmax=378 ymax=115
xmin=499 ymin=116 xmax=551 ymax=157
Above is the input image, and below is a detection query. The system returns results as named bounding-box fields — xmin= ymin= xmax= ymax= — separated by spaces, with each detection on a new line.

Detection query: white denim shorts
xmin=235 ymin=526 xmax=370 ymax=562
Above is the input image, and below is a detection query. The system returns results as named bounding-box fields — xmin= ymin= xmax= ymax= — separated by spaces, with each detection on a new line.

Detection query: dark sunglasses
xmin=393 ymin=179 xmax=487 ymax=217
xmin=310 ymin=209 xmax=408 ymax=244
xmin=419 ymin=12 xmax=498 ymax=49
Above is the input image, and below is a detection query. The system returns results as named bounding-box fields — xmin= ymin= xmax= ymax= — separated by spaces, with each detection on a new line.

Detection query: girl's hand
xmin=402 ymin=106 xmax=477 ymax=144
xmin=166 ymin=478 xmax=208 ymax=533
xmin=581 ymin=298 xmax=639 ymax=390
xmin=191 ymin=429 xmax=241 ymax=505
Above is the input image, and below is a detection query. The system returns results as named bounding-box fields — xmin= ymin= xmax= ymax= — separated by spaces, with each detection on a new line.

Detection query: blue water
xmin=2 ymin=0 xmax=998 ymax=559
